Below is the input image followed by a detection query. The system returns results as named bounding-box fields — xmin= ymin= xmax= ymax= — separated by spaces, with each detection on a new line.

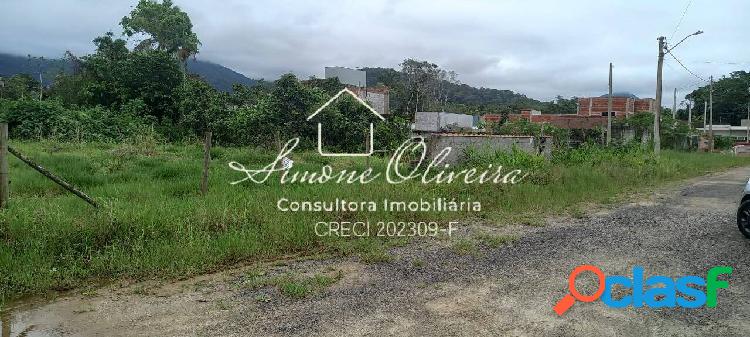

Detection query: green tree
xmin=400 ymin=59 xmax=442 ymax=114
xmin=77 ymin=32 xmax=183 ymax=120
xmin=268 ymin=74 xmax=326 ymax=148
xmin=120 ymin=0 xmax=201 ymax=65
xmin=0 ymin=74 xmax=40 ymax=100
xmin=544 ymin=96 xmax=577 ymax=114
xmin=304 ymin=76 xmax=345 ymax=96
xmin=687 ymin=71 xmax=750 ymax=126
xmin=176 ymin=76 xmax=229 ymax=141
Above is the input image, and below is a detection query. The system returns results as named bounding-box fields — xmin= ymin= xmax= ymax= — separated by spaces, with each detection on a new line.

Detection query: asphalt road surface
xmin=3 ymin=166 xmax=749 ymax=337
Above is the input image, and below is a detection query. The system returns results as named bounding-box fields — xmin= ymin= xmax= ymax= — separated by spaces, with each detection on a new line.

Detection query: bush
xmin=713 ymin=135 xmax=735 ymax=150
xmin=552 ymin=142 xmax=654 ymax=167
xmin=463 ymin=145 xmax=551 ymax=184
xmin=492 ymin=119 xmax=571 ymax=149
xmin=0 ymin=98 xmax=149 ymax=142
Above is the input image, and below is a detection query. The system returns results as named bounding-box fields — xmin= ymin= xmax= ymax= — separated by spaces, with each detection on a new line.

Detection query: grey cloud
xmin=2 ymin=0 xmax=749 ymax=108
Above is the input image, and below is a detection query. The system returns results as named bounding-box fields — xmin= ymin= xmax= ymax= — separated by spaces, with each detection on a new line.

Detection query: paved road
xmin=3 ymin=166 xmax=750 ymax=336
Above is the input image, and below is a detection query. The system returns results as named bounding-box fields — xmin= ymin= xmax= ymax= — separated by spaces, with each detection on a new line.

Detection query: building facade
xmin=576 ymin=97 xmax=655 ymax=117
xmin=325 ymin=67 xmax=366 ymax=87
xmin=481 ymin=96 xmax=656 ymax=130
xmin=413 ymin=111 xmax=475 ymax=132
xmin=348 ymin=86 xmax=390 ymax=116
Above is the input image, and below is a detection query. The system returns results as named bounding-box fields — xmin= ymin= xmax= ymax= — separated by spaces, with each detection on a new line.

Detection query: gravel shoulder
xmin=3 ymin=166 xmax=750 ymax=337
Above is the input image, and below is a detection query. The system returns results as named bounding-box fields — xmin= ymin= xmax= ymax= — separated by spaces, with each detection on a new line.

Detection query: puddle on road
xmin=1 ymin=310 xmax=38 ymax=337
xmin=1 ymin=301 xmax=59 ymax=337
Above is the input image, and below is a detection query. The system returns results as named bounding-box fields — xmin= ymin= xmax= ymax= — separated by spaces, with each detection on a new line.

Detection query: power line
xmin=663 ymin=61 xmax=704 ymax=95
xmin=667 ymin=50 xmax=707 ymax=83
xmin=675 ymin=79 xmax=702 ymax=92
xmin=670 ymin=0 xmax=693 ymax=41
xmin=700 ymin=60 xmax=750 ymax=66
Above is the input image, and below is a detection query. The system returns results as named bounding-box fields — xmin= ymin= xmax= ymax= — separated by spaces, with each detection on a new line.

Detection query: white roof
xmin=697 ymin=126 xmax=748 ymax=131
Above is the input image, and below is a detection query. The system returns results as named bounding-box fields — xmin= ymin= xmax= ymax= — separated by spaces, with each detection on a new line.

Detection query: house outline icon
xmin=306 ymin=87 xmax=385 ymax=157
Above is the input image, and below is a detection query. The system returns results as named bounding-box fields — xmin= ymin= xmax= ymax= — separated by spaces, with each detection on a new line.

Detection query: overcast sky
xmin=2 ymin=0 xmax=748 ymax=108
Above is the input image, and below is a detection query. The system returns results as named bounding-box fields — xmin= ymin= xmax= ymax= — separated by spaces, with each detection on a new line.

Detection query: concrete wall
xmin=425 ymin=134 xmax=551 ymax=165
xmin=349 ymin=86 xmax=389 ymax=115
xmin=414 ymin=112 xmax=474 ymax=132
xmin=325 ymin=67 xmax=366 ymax=87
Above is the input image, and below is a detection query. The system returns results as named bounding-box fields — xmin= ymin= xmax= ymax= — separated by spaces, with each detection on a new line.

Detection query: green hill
xmin=0 ymin=53 xmax=258 ymax=92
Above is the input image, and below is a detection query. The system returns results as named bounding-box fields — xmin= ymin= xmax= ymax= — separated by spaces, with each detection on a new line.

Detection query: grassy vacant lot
xmin=1 ymin=139 xmax=749 ymax=303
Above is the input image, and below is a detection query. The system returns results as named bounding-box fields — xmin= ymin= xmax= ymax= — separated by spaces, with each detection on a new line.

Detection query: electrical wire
xmin=663 ymin=61 xmax=704 ymax=100
xmin=670 ymin=0 xmax=693 ymax=41
xmin=700 ymin=60 xmax=750 ymax=66
xmin=667 ymin=50 xmax=707 ymax=83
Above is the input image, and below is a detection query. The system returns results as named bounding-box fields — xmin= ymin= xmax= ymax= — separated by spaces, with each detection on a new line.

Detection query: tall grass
xmin=1 ymin=140 xmax=748 ymax=303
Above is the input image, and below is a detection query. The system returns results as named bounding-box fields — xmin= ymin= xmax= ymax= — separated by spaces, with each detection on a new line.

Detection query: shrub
xmin=552 ymin=142 xmax=654 ymax=167
xmin=463 ymin=145 xmax=551 ymax=184
xmin=713 ymin=135 xmax=734 ymax=150
xmin=492 ymin=119 xmax=571 ymax=149
xmin=0 ymin=98 xmax=149 ymax=142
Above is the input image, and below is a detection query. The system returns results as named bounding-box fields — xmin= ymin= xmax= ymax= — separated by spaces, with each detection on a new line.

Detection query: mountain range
xmin=0 ymin=53 xmax=257 ymax=92
xmin=1 ymin=53 xmax=540 ymax=108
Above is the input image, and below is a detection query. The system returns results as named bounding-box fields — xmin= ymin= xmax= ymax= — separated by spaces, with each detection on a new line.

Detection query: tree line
xmin=0 ymin=0 xmax=411 ymax=152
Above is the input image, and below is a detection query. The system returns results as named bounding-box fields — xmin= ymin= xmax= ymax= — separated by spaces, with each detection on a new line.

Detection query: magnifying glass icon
xmin=553 ymin=265 xmax=606 ymax=316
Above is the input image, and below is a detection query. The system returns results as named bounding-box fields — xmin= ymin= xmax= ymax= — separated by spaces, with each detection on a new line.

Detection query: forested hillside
xmin=0 ymin=53 xmax=258 ymax=92
xmin=363 ymin=66 xmax=544 ymax=114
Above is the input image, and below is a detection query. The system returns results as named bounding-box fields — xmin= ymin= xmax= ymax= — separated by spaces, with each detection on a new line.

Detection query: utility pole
xmin=653 ymin=31 xmax=703 ymax=153
xmin=709 ymin=75 xmax=714 ymax=151
xmin=607 ymin=62 xmax=613 ymax=145
xmin=687 ymin=99 xmax=693 ymax=149
xmin=746 ymin=86 xmax=750 ymax=142
xmin=654 ymin=36 xmax=665 ymax=155
xmin=703 ymin=101 xmax=707 ymax=129
xmin=672 ymin=88 xmax=677 ymax=119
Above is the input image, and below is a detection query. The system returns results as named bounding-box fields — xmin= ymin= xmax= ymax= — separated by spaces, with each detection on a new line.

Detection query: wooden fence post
xmin=0 ymin=123 xmax=8 ymax=209
xmin=200 ymin=131 xmax=212 ymax=196
xmin=9 ymin=146 xmax=98 ymax=208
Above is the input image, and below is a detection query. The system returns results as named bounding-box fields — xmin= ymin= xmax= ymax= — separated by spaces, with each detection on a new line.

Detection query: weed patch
xmin=1 ymin=141 xmax=749 ymax=302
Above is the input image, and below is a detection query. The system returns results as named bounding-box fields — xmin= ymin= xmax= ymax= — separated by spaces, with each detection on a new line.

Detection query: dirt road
xmin=3 ymin=166 xmax=750 ymax=336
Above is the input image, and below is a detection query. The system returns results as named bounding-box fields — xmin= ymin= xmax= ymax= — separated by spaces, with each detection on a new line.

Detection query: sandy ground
xmin=2 ymin=166 xmax=750 ymax=337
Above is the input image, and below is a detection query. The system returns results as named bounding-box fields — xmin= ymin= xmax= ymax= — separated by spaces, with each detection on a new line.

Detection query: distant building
xmin=481 ymin=94 xmax=656 ymax=130
xmin=697 ymin=119 xmax=750 ymax=141
xmin=504 ymin=110 xmax=610 ymax=129
xmin=347 ymin=86 xmax=390 ymax=116
xmin=324 ymin=67 xmax=389 ymax=115
xmin=413 ymin=111 xmax=475 ymax=133
xmin=576 ymin=95 xmax=655 ymax=117
xmin=325 ymin=67 xmax=366 ymax=87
